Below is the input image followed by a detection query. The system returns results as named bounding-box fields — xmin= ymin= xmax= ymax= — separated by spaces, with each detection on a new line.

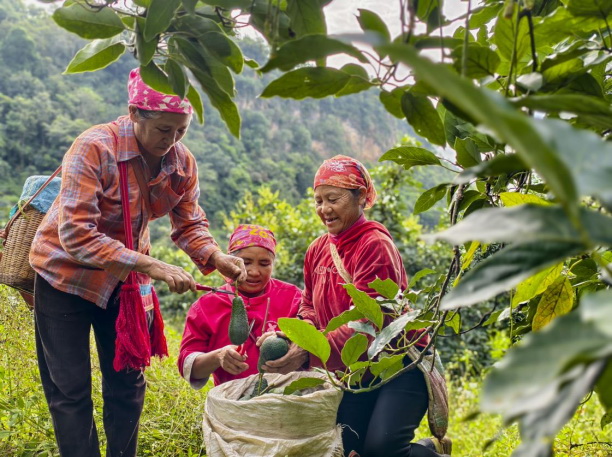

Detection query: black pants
xmin=337 ymin=365 xmax=442 ymax=457
xmin=34 ymin=274 xmax=149 ymax=457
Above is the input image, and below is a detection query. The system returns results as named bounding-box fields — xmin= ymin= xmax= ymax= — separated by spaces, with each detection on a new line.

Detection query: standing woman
xmin=29 ymin=68 xmax=246 ymax=457
xmin=260 ymin=155 xmax=451 ymax=457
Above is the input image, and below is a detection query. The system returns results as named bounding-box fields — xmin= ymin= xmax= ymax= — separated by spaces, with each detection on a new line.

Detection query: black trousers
xmin=34 ymin=274 xmax=149 ymax=457
xmin=337 ymin=365 xmax=442 ymax=457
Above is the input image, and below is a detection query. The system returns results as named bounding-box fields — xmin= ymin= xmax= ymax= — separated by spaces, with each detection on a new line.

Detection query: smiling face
xmin=314 ymin=185 xmax=366 ymax=235
xmin=129 ymin=106 xmax=191 ymax=163
xmin=234 ymin=246 xmax=275 ymax=297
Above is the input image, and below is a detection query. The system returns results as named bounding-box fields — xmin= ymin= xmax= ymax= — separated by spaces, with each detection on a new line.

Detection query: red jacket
xmin=179 ymin=278 xmax=301 ymax=386
xmin=299 ymin=217 xmax=428 ymax=372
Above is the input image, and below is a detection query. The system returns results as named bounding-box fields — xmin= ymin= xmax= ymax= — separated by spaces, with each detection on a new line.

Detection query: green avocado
xmin=228 ymin=296 xmax=249 ymax=345
xmin=257 ymin=336 xmax=289 ymax=372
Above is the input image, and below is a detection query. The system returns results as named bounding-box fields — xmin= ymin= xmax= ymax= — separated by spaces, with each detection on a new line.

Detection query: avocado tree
xmin=45 ymin=0 xmax=612 ymax=454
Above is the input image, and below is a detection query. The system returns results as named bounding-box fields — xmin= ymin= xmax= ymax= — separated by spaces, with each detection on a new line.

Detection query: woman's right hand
xmin=134 ymin=255 xmax=196 ymax=294
xmin=217 ymin=345 xmax=249 ymax=375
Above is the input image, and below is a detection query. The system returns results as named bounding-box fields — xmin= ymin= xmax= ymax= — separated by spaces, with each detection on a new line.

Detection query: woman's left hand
xmin=260 ymin=342 xmax=309 ymax=374
xmin=210 ymin=251 xmax=247 ymax=283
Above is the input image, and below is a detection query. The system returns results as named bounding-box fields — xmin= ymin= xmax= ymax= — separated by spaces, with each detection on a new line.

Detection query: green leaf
xmin=414 ymin=183 xmax=447 ymax=215
xmin=260 ymin=35 xmax=366 ymax=73
xmin=513 ymin=263 xmax=564 ymax=307
xmin=454 ymin=137 xmax=481 ymax=168
xmin=140 ymin=61 xmax=174 ymax=95
xmin=64 ymin=37 xmax=125 ymax=74
xmin=441 ymin=241 xmax=584 ymax=309
xmin=324 ymin=307 xmax=364 ymax=334
xmin=532 ymin=277 xmax=574 ymax=331
xmin=446 ymin=312 xmax=461 ymax=334
xmin=581 ymin=289 xmax=612 ymax=339
xmin=186 ymin=84 xmax=204 ymax=124
xmin=348 ymin=321 xmax=377 ymax=338
xmin=379 ymin=88 xmax=405 ymax=119
xmin=409 ymin=268 xmax=436 ymax=288
xmin=172 ymin=14 xmax=225 ymax=37
xmin=380 ymin=146 xmax=441 ymax=170
xmin=595 ymin=361 xmax=612 ymax=429
xmin=283 ymin=377 xmax=326 ymax=395
xmin=357 ymin=9 xmax=390 ymax=42
xmin=428 ymin=205 xmax=612 ymax=247
xmin=261 ymin=67 xmax=350 ymax=100
xmin=144 ymin=0 xmax=181 ymax=42
xmin=368 ymin=278 xmax=399 ymax=300
xmin=277 ymin=318 xmax=331 ymax=364
xmin=201 ymin=0 xmax=252 ymax=8
xmin=499 ymin=192 xmax=550 ymax=207
xmin=367 ymin=311 xmax=420 ymax=359
xmin=375 ymin=43 xmax=580 ymax=225
xmin=369 ymin=354 xmax=404 ymax=377
xmin=165 ymin=59 xmax=188 ymax=100
xmin=344 ymin=284 xmax=384 ymax=330
xmin=182 ymin=0 xmax=199 ymax=14
xmin=493 ymin=8 xmax=530 ymax=62
xmin=286 ymin=0 xmax=326 ymax=37
xmin=201 ymin=32 xmax=244 ymax=74
xmin=566 ymin=0 xmax=612 ymax=17
xmin=455 ymin=153 xmax=528 ymax=184
xmin=135 ymin=18 xmax=157 ymax=66
xmin=468 ymin=3 xmax=503 ymax=29
xmin=53 ymin=4 xmax=125 ymax=39
xmin=335 ymin=73 xmax=374 ymax=97
xmin=512 ymin=94 xmax=612 ymax=119
xmin=451 ymin=43 xmax=501 ymax=78
xmin=401 ymin=92 xmax=446 ymax=146
xmin=341 ymin=333 xmax=369 ymax=366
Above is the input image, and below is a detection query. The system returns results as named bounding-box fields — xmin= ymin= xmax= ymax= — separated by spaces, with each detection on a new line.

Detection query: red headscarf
xmin=228 ymin=224 xmax=276 ymax=255
xmin=313 ymin=155 xmax=377 ymax=209
xmin=127 ymin=67 xmax=193 ymax=114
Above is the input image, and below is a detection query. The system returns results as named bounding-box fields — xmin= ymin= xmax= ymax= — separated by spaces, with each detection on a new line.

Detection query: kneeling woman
xmin=178 ymin=225 xmax=301 ymax=386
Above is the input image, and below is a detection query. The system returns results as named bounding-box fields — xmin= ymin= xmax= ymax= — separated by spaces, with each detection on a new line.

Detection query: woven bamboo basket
xmin=0 ymin=206 xmax=45 ymax=295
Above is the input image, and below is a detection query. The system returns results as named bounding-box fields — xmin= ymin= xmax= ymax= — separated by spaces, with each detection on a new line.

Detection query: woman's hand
xmin=210 ymin=251 xmax=247 ymax=283
xmin=217 ymin=345 xmax=249 ymax=375
xmin=134 ymin=256 xmax=196 ymax=294
xmin=255 ymin=331 xmax=277 ymax=347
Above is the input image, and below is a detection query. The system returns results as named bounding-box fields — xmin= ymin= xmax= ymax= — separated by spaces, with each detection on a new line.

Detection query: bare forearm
xmin=190 ymin=350 xmax=222 ymax=380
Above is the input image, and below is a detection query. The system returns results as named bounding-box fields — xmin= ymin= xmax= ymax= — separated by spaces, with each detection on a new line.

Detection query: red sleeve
xmin=297 ymin=242 xmax=319 ymax=326
xmin=177 ymin=299 xmax=211 ymax=378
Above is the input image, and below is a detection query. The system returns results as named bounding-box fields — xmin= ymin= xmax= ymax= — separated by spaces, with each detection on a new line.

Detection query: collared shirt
xmin=30 ymin=115 xmax=220 ymax=308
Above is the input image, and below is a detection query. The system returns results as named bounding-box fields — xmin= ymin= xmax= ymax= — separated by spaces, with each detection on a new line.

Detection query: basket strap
xmin=329 ymin=242 xmax=353 ymax=284
xmin=2 ymin=165 xmax=62 ymax=240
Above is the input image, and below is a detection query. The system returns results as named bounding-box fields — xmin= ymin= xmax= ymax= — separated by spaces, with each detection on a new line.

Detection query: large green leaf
xmin=532 ymin=277 xmax=574 ymax=330
xmin=367 ymin=311 xmax=419 ymax=359
xmin=278 ymin=317 xmax=331 ymax=364
xmin=401 ymin=92 xmax=446 ymax=146
xmin=512 ymin=94 xmax=612 ymax=119
xmin=536 ymin=7 xmax=610 ymax=45
xmin=201 ymin=0 xmax=252 ymax=8
xmin=261 ymin=67 xmax=351 ymax=100
xmin=324 ymin=307 xmax=364 ymax=334
xmin=357 ymin=8 xmax=390 ymax=42
xmin=499 ymin=192 xmax=550 ymax=207
xmin=286 ymin=0 xmax=326 ymax=37
xmin=369 ymin=354 xmax=404 ymax=379
xmin=344 ymin=284 xmax=384 ymax=330
xmin=260 ymin=35 xmax=367 ymax=72
xmin=182 ymin=0 xmax=199 ymax=14
xmin=380 ymin=146 xmax=441 ymax=170
xmin=375 ymin=43 xmax=580 ymax=226
xmin=428 ymin=204 xmax=612 ymax=247
xmin=201 ymin=32 xmax=244 ymax=74
xmin=140 ymin=61 xmax=175 ymax=95
xmin=283 ymin=377 xmax=326 ymax=395
xmin=53 ymin=4 xmax=125 ymax=39
xmin=451 ymin=43 xmax=501 ymax=78
xmin=493 ymin=8 xmax=530 ymax=62
xmin=165 ymin=59 xmax=188 ymax=99
xmin=512 ymin=263 xmax=564 ymax=307
xmin=566 ymin=0 xmax=612 ymax=17
xmin=379 ymin=88 xmax=406 ymax=119
xmin=482 ymin=294 xmax=612 ymax=418
xmin=135 ymin=18 xmax=157 ymax=66
xmin=414 ymin=184 xmax=447 ymax=215
xmin=186 ymin=84 xmax=204 ymax=123
xmin=595 ymin=361 xmax=612 ymax=429
xmin=341 ymin=333 xmax=369 ymax=366
xmin=368 ymin=278 xmax=399 ymax=300
xmin=64 ymin=37 xmax=125 ymax=74
xmin=172 ymin=14 xmax=225 ymax=37
xmin=455 ymin=153 xmax=527 ymax=184
xmin=441 ymin=241 xmax=584 ymax=309
xmin=454 ymin=137 xmax=481 ymax=168
xmin=144 ymin=0 xmax=181 ymax=42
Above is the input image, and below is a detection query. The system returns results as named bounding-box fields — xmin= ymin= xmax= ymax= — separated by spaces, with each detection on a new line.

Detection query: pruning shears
xmin=236 ymin=319 xmax=256 ymax=356
xmin=195 ymin=283 xmax=236 ymax=296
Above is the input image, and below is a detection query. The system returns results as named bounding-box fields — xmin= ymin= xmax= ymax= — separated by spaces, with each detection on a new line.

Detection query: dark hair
xmin=135 ymin=108 xmax=162 ymax=120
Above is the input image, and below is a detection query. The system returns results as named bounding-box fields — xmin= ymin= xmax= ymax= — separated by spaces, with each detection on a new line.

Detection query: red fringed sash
xmin=113 ymin=157 xmax=168 ymax=372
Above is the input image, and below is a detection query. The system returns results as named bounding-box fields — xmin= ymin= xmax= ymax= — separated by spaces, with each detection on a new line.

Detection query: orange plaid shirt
xmin=30 ymin=116 xmax=220 ymax=308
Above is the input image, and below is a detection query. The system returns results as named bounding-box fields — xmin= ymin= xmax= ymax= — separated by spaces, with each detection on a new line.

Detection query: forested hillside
xmin=0 ymin=0 xmax=426 ymax=228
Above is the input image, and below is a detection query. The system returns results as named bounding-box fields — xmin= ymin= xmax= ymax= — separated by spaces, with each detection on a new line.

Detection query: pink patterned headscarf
xmin=127 ymin=67 xmax=193 ymax=115
xmin=228 ymin=224 xmax=277 ymax=255
xmin=314 ymin=155 xmax=377 ymax=209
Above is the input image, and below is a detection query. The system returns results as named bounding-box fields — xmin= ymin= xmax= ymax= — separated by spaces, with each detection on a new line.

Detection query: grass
xmin=1 ymin=285 xmax=610 ymax=456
